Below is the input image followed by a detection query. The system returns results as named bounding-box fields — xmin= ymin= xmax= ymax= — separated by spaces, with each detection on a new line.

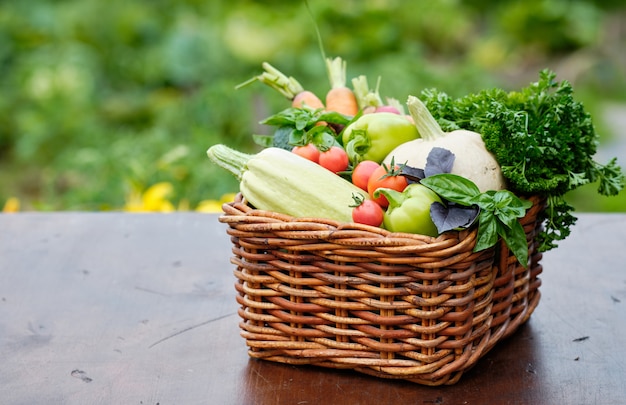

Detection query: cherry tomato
xmin=351 ymin=160 xmax=380 ymax=191
xmin=319 ymin=146 xmax=349 ymax=173
xmin=351 ymin=194 xmax=384 ymax=227
xmin=292 ymin=143 xmax=320 ymax=163
xmin=367 ymin=163 xmax=408 ymax=208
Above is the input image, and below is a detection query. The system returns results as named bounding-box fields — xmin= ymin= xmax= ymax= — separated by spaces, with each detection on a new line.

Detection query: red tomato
xmin=351 ymin=160 xmax=380 ymax=191
xmin=292 ymin=143 xmax=320 ymax=163
xmin=319 ymin=146 xmax=349 ymax=173
xmin=367 ymin=164 xmax=408 ymax=208
xmin=352 ymin=199 xmax=384 ymax=227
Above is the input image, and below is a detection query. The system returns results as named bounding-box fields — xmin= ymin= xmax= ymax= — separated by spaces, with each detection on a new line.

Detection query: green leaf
xmin=493 ymin=189 xmax=516 ymax=209
xmin=420 ymin=173 xmax=481 ymax=205
xmin=492 ymin=190 xmax=531 ymax=228
xmin=294 ymin=114 xmax=311 ymax=131
xmin=260 ymin=108 xmax=299 ymax=126
xmin=596 ymin=158 xmax=626 ymax=196
xmin=307 ymin=127 xmax=338 ymax=150
xmin=568 ymin=171 xmax=589 ymax=189
xmin=251 ymin=134 xmax=274 ymax=148
xmin=288 ymin=129 xmax=305 ymax=146
xmin=469 ymin=191 xmax=496 ymax=211
xmin=474 ymin=211 xmax=498 ymax=252
xmin=498 ymin=219 xmax=529 ymax=267
xmin=318 ymin=111 xmax=352 ymax=126
xmin=260 ymin=107 xmax=322 ymax=132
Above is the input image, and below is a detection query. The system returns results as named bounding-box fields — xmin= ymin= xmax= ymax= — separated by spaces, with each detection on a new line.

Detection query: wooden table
xmin=1 ymin=212 xmax=625 ymax=404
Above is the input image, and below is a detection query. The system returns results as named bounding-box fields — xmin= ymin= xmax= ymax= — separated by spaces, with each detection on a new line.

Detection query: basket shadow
xmin=235 ymin=321 xmax=541 ymax=404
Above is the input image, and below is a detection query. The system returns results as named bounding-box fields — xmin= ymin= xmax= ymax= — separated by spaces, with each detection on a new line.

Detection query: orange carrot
xmin=325 ymin=57 xmax=358 ymax=116
xmin=236 ymin=62 xmax=324 ymax=110
xmin=292 ymin=90 xmax=325 ymax=110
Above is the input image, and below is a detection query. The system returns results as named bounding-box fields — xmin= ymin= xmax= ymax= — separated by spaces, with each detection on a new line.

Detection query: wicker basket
xmin=219 ymin=194 xmax=546 ymax=386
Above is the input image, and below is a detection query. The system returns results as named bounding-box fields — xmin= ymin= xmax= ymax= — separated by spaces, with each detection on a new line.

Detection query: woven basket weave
xmin=219 ymin=194 xmax=545 ymax=385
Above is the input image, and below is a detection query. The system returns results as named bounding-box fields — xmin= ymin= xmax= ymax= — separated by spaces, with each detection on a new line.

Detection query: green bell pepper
xmin=341 ymin=112 xmax=419 ymax=164
xmin=375 ymin=184 xmax=442 ymax=236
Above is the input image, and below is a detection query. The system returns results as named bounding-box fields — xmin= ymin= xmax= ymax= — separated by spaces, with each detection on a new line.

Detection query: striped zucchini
xmin=207 ymin=144 xmax=368 ymax=222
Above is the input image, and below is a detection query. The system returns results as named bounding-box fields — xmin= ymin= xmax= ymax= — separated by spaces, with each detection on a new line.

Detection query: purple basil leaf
xmin=430 ymin=201 xmax=479 ymax=234
xmin=400 ymin=165 xmax=425 ymax=184
xmin=425 ymin=147 xmax=455 ymax=177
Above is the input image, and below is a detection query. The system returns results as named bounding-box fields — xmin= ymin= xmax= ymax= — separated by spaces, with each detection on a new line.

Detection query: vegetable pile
xmin=207 ymin=57 xmax=625 ymax=265
xmin=419 ymin=70 xmax=625 ymax=251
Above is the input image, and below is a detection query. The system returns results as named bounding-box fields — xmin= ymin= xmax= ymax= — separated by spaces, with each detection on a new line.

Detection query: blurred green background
xmin=1 ymin=0 xmax=625 ymax=211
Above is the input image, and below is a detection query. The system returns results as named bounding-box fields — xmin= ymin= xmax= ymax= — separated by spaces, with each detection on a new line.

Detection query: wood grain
xmin=1 ymin=213 xmax=625 ymax=404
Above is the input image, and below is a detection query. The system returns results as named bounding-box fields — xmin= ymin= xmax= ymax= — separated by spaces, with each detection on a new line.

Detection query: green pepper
xmin=341 ymin=112 xmax=419 ymax=164
xmin=375 ymin=184 xmax=442 ymax=236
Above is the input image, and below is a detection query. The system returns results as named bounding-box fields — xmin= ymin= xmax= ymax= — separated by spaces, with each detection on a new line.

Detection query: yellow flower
xmin=196 ymin=193 xmax=237 ymax=213
xmin=2 ymin=197 xmax=20 ymax=213
xmin=124 ymin=182 xmax=176 ymax=212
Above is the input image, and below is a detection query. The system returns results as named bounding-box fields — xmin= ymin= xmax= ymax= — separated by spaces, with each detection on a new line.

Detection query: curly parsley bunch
xmin=421 ymin=70 xmax=625 ymax=251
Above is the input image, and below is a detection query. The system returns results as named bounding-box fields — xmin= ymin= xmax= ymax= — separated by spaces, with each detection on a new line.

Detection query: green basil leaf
xmin=295 ymin=114 xmax=312 ymax=131
xmin=498 ymin=219 xmax=529 ymax=267
xmin=493 ymin=189 xmax=516 ymax=209
xmin=308 ymin=128 xmax=338 ymax=150
xmin=260 ymin=108 xmax=299 ymax=126
xmin=469 ymin=191 xmax=496 ymax=211
xmin=259 ymin=115 xmax=292 ymax=127
xmin=318 ymin=111 xmax=351 ymax=126
xmin=473 ymin=211 xmax=498 ymax=252
xmin=420 ymin=173 xmax=481 ymax=205
xmin=288 ymin=129 xmax=305 ymax=146
xmin=493 ymin=190 xmax=532 ymax=228
xmin=251 ymin=134 xmax=274 ymax=148
xmin=495 ymin=190 xmax=530 ymax=214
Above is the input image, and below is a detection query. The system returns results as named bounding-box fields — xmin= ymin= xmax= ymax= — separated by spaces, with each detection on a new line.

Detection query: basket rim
xmin=220 ymin=192 xmax=545 ymax=242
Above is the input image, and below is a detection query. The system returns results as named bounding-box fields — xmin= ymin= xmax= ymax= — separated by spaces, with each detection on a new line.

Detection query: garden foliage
xmin=0 ymin=0 xmax=624 ymax=210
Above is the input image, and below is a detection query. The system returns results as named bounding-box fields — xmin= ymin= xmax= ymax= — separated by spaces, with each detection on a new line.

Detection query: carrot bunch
xmin=238 ymin=56 xmax=372 ymax=119
xmin=237 ymin=56 xmax=410 ymax=124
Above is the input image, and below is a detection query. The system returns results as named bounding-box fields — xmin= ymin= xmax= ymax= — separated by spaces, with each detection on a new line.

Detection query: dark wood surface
xmin=1 ymin=212 xmax=625 ymax=405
